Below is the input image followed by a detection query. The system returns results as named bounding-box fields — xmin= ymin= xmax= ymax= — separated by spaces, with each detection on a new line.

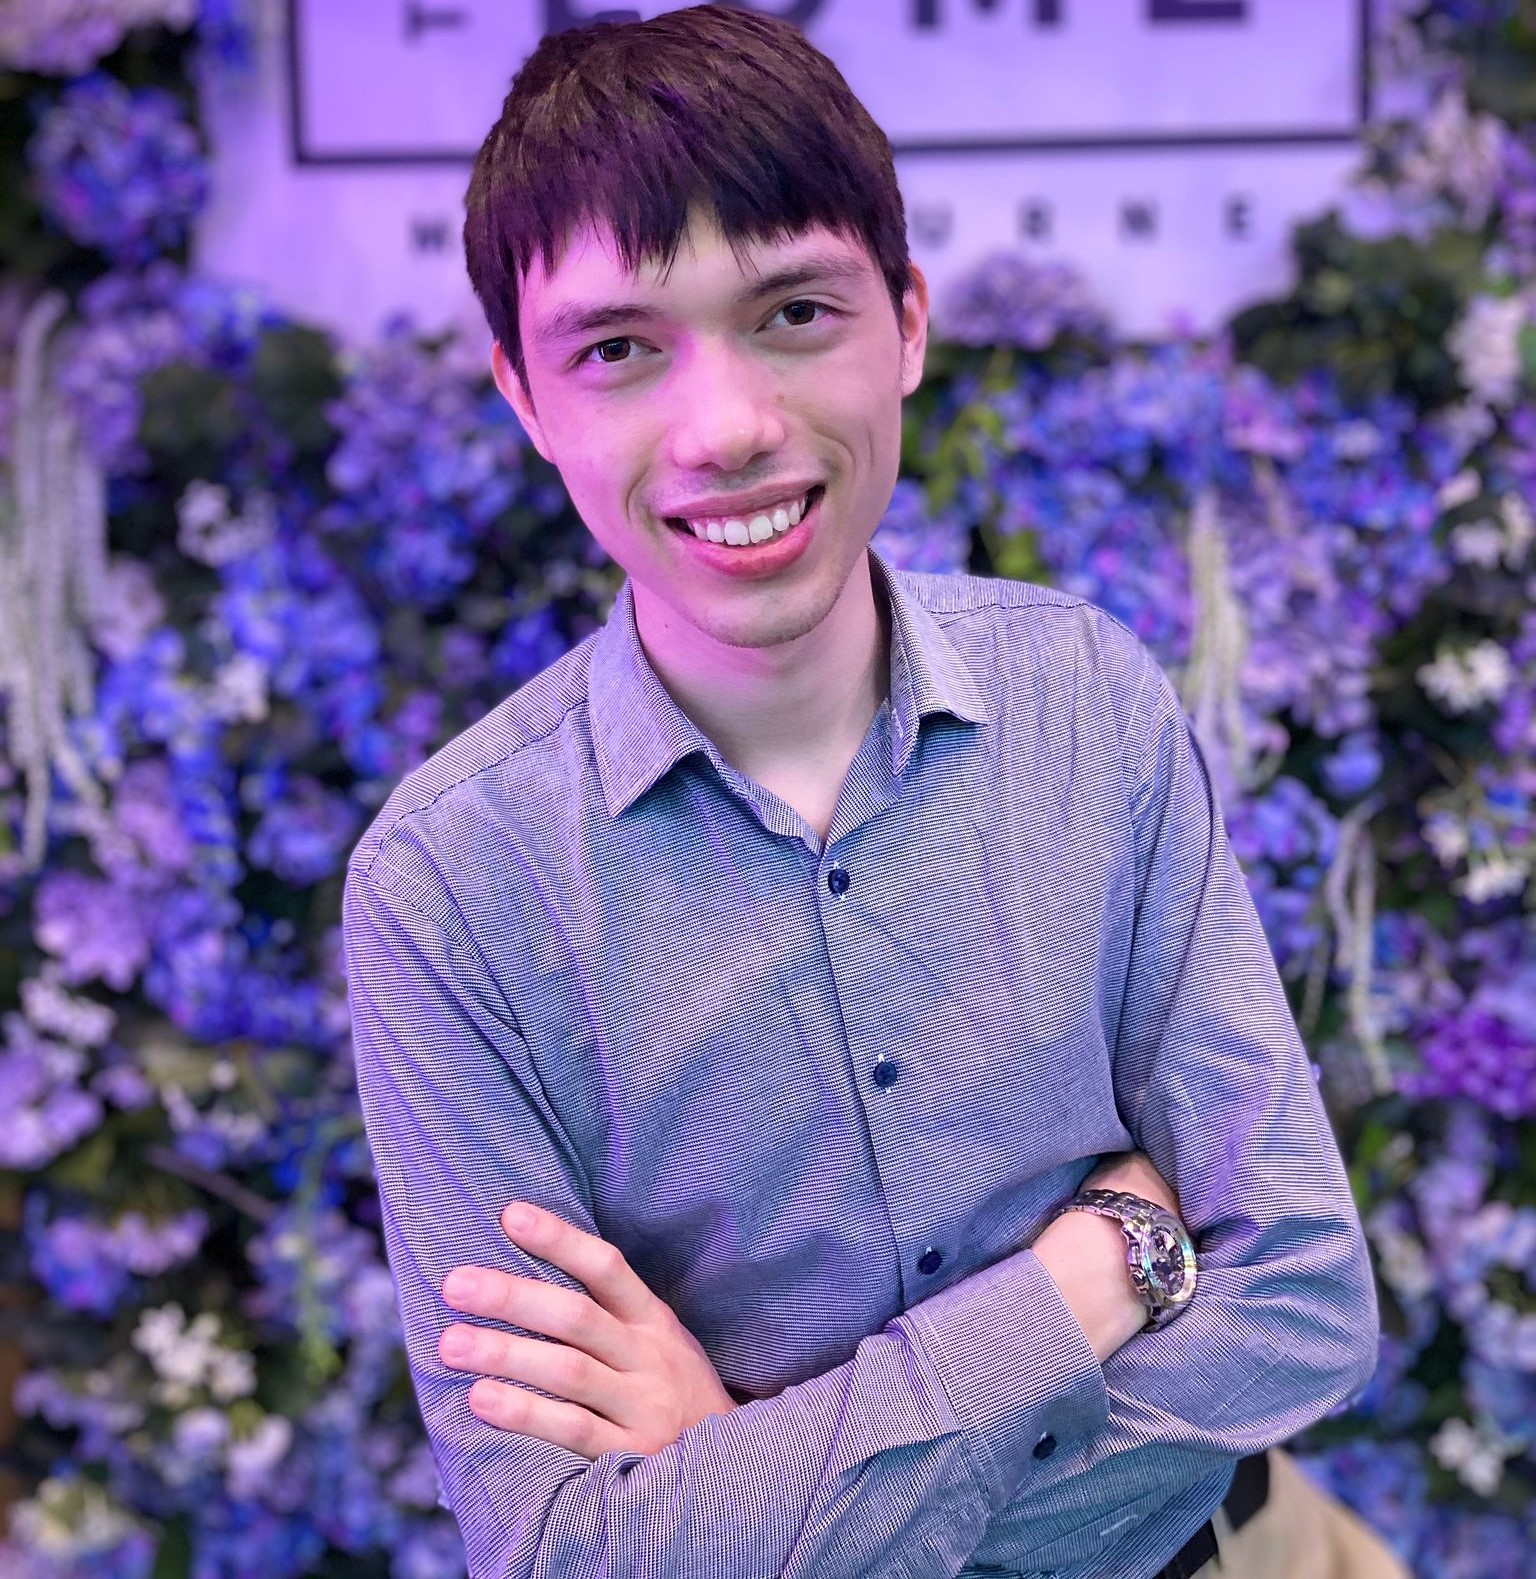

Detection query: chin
xmin=696 ymin=587 xmax=836 ymax=652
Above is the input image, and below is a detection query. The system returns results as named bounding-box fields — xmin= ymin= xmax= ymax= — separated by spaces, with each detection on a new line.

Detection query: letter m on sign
xmin=1148 ymin=1 xmax=1247 ymax=19
xmin=913 ymin=1 xmax=1066 ymax=28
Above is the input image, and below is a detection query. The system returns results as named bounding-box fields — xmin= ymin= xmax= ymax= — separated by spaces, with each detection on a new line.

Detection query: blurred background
xmin=1 ymin=1 xmax=1534 ymax=1574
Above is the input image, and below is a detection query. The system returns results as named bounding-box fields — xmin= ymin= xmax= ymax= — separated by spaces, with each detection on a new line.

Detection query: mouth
xmin=665 ymin=485 xmax=824 ymax=549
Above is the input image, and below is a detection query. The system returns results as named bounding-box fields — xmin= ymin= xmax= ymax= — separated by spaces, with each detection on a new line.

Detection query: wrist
xmin=1030 ymin=1210 xmax=1148 ymax=1364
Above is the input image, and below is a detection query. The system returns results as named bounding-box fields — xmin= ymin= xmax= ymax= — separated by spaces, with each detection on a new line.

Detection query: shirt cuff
xmin=893 ymin=1246 xmax=1109 ymax=1516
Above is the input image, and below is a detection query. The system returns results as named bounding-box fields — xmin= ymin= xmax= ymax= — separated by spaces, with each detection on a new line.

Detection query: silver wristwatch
xmin=1053 ymin=1188 xmax=1198 ymax=1330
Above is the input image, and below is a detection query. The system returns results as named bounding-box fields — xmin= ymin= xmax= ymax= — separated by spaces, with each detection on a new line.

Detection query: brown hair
xmin=463 ymin=3 xmax=912 ymax=395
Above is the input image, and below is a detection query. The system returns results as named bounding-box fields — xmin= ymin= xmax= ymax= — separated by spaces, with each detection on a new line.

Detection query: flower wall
xmin=1 ymin=3 xmax=1535 ymax=1575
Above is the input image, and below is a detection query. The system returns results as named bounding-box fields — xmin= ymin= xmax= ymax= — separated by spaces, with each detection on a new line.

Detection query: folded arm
xmin=961 ymin=651 xmax=1380 ymax=1572
xmin=344 ymin=857 xmax=1116 ymax=1579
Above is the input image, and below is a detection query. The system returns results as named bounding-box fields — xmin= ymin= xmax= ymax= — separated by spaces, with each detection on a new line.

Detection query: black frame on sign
xmin=285 ymin=0 xmax=1375 ymax=168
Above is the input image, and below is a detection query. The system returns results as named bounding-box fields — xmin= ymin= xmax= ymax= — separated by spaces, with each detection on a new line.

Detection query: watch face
xmin=1150 ymin=1224 xmax=1188 ymax=1285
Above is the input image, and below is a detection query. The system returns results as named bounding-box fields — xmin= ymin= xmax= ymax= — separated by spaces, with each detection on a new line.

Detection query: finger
xmin=500 ymin=1203 xmax=657 ymax=1324
xmin=442 ymin=1266 xmax=631 ymax=1368
xmin=465 ymin=1376 xmax=621 ymax=1461
xmin=441 ymin=1324 xmax=617 ymax=1416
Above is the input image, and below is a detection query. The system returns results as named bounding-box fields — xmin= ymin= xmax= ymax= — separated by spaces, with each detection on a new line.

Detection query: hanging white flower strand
xmin=1180 ymin=484 xmax=1252 ymax=798
xmin=1322 ymin=794 xmax=1395 ymax=1101
xmin=0 ymin=291 xmax=110 ymax=870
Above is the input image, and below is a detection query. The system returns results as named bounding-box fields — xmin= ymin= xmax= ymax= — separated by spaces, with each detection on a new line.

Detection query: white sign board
xmin=196 ymin=0 xmax=1371 ymax=355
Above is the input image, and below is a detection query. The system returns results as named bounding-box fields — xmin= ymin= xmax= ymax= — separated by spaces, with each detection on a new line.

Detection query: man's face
xmin=494 ymin=208 xmax=928 ymax=656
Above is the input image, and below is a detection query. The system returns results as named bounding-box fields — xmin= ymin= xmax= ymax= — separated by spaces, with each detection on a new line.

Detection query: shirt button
xmin=826 ymin=865 xmax=850 ymax=895
xmin=872 ymin=1056 xmax=900 ymax=1087
xmin=1032 ymin=1432 xmax=1058 ymax=1460
xmin=918 ymin=1247 xmax=944 ymax=1274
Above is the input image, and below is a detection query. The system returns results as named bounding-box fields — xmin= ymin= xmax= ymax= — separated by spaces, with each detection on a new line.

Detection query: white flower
xmin=132 ymin=1303 xmax=186 ymax=1360
xmin=1501 ymin=492 xmax=1534 ymax=565
xmin=1429 ymin=1417 xmax=1516 ymax=1497
xmin=1418 ymin=640 xmax=1514 ymax=713
xmin=178 ymin=485 xmax=277 ymax=566
xmin=176 ymin=479 xmax=231 ymax=536
xmin=1450 ymin=519 xmax=1506 ymax=568
xmin=1399 ymin=89 xmax=1507 ymax=226
xmin=1436 ymin=400 xmax=1498 ymax=456
xmin=10 ymin=1476 xmax=141 ymax=1558
xmin=1457 ymin=858 xmax=1528 ymax=905
xmin=1449 ymin=295 xmax=1531 ymax=409
xmin=1448 ymin=493 xmax=1536 ymax=570
xmin=1365 ymin=1208 xmax=1435 ymax=1302
xmin=206 ymin=652 xmax=269 ymax=724
xmin=1437 ymin=468 xmax=1481 ymax=511
xmin=20 ymin=970 xmax=115 ymax=1048
xmin=1422 ymin=813 xmax=1470 ymax=868
xmin=131 ymin=1303 xmax=256 ymax=1404
xmin=226 ymin=1415 xmax=293 ymax=1500
xmin=0 ymin=0 xmax=198 ymax=75
xmin=207 ymin=1346 xmax=256 ymax=1402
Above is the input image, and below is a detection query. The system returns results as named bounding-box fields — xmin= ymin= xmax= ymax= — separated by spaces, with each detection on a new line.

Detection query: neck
xmin=633 ymin=554 xmax=891 ymax=780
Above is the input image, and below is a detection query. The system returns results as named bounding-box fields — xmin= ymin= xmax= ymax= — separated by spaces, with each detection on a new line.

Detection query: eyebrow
xmin=531 ymin=250 xmax=873 ymax=352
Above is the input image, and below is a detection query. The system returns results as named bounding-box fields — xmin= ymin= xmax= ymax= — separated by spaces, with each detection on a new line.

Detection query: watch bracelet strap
xmin=1056 ymin=1189 xmax=1187 ymax=1327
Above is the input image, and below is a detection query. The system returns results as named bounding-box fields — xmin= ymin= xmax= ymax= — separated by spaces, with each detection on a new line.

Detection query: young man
xmin=343 ymin=8 xmax=1401 ymax=1577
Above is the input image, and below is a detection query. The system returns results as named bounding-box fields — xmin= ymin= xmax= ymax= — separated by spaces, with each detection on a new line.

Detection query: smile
xmin=667 ymin=487 xmax=822 ymax=547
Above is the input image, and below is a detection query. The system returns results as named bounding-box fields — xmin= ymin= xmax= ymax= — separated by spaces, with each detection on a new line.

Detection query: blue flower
xmin=28 ymin=75 xmax=207 ymax=263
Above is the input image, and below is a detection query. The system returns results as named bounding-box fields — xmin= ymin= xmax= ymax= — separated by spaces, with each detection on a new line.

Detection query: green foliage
xmin=1230 ymin=214 xmax=1485 ymax=408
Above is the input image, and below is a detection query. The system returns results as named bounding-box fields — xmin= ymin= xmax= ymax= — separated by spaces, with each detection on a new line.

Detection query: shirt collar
xmin=872 ymin=547 xmax=992 ymax=775
xmin=587 ymin=545 xmax=993 ymax=819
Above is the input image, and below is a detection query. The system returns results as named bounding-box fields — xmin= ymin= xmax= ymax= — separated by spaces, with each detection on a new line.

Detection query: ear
xmin=898 ymin=262 xmax=930 ymax=398
xmin=491 ymin=340 xmax=553 ymax=464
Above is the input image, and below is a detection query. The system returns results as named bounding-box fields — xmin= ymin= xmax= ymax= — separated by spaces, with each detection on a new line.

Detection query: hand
xmin=1080 ymin=1149 xmax=1182 ymax=1217
xmin=1029 ymin=1150 xmax=1184 ymax=1363
xmin=439 ymin=1202 xmax=738 ymax=1461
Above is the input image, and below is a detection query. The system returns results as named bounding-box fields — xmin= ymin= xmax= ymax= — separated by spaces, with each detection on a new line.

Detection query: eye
xmin=583 ymin=337 xmax=634 ymax=366
xmin=773 ymin=300 xmax=834 ymax=329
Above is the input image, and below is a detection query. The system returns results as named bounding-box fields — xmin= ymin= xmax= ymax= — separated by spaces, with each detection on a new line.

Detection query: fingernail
xmin=444 ymin=1270 xmax=482 ymax=1304
xmin=503 ymin=1203 xmax=533 ymax=1234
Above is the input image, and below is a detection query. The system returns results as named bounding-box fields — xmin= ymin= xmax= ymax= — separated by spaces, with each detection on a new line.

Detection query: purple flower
xmin=89 ymin=759 xmax=196 ymax=883
xmin=247 ymin=776 xmax=361 ymax=887
xmin=489 ymin=608 xmax=569 ymax=690
xmin=938 ymin=251 xmax=1109 ymax=350
xmin=1225 ymin=776 xmax=1338 ymax=975
xmin=25 ymin=1199 xmax=209 ymax=1317
xmin=28 ymin=75 xmax=207 ymax=264
xmin=0 ymin=1017 xmax=105 ymax=1171
xmin=871 ymin=479 xmax=974 ymax=575
xmin=33 ymin=871 xmax=152 ymax=991
xmin=1321 ymin=731 xmax=1384 ymax=799
xmin=1407 ymin=946 xmax=1536 ymax=1118
xmin=90 ymin=559 xmax=168 ymax=663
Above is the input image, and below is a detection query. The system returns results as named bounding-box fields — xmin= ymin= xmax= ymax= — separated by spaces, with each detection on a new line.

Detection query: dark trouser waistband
xmin=1154 ymin=1450 xmax=1271 ymax=1579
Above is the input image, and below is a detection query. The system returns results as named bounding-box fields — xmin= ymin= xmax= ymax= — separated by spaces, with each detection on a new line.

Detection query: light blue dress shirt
xmin=343 ymin=548 xmax=1379 ymax=1579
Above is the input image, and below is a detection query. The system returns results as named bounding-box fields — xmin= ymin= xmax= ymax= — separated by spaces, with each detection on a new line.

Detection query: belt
xmin=1153 ymin=1450 xmax=1270 ymax=1579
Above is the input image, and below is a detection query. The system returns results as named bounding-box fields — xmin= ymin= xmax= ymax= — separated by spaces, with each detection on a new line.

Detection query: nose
xmin=664 ymin=340 xmax=788 ymax=475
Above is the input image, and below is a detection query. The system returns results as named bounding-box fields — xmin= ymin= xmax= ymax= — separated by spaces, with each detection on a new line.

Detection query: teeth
xmin=681 ymin=490 xmax=814 ymax=547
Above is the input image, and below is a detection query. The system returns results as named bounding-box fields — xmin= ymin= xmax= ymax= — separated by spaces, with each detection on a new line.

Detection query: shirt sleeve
xmin=964 ymin=642 xmax=1381 ymax=1572
xmin=342 ymin=850 xmax=1109 ymax=1579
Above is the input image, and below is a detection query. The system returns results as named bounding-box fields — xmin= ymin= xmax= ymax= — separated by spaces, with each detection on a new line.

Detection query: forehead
xmin=518 ymin=212 xmax=878 ymax=331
